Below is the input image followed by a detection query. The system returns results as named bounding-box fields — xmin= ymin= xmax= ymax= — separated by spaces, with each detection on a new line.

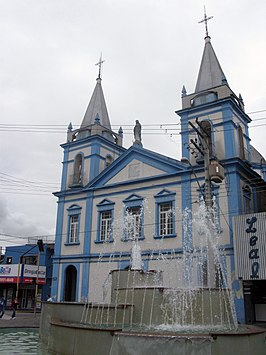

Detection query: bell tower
xmin=59 ymin=57 xmax=125 ymax=191
xmin=177 ymin=12 xmax=251 ymax=167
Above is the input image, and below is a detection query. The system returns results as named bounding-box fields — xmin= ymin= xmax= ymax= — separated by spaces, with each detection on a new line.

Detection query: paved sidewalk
xmin=0 ymin=311 xmax=40 ymax=328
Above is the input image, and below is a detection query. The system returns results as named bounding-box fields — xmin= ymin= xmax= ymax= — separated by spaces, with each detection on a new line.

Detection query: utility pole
xmin=188 ymin=118 xmax=213 ymax=208
xmin=16 ymin=244 xmax=39 ymax=301
xmin=199 ymin=120 xmax=212 ymax=209
xmin=34 ymin=251 xmax=40 ymax=316
xmin=34 ymin=239 xmax=44 ymax=316
xmin=188 ymin=118 xmax=216 ymax=287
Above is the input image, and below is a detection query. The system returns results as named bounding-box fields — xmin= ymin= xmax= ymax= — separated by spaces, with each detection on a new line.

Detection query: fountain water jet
xmin=40 ymin=201 xmax=266 ymax=355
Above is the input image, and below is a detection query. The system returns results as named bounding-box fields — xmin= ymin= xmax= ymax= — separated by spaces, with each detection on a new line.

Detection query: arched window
xmin=243 ymin=185 xmax=252 ymax=213
xmin=238 ymin=125 xmax=245 ymax=160
xmin=64 ymin=265 xmax=77 ymax=302
xmin=191 ymin=91 xmax=218 ymax=107
xmin=73 ymin=153 xmax=83 ymax=186
xmin=105 ymin=155 xmax=113 ymax=168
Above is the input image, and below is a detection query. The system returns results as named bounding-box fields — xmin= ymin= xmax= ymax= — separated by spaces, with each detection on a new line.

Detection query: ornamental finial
xmin=95 ymin=53 xmax=105 ymax=80
xmin=198 ymin=6 xmax=213 ymax=38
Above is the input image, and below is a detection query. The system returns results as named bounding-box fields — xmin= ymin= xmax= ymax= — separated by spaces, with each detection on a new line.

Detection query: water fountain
xmin=40 ymin=201 xmax=266 ymax=354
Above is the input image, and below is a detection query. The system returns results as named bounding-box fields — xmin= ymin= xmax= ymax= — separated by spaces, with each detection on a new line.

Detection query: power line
xmin=0 ymin=121 xmax=265 ymax=136
xmin=0 ymin=109 xmax=266 ymax=134
xmin=0 ymin=197 xmax=259 ymax=243
xmin=0 ymin=171 xmax=60 ymax=196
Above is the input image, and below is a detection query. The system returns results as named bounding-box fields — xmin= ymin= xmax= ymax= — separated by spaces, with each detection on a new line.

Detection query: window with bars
xmin=69 ymin=215 xmax=79 ymax=243
xmin=100 ymin=210 xmax=113 ymax=241
xmin=96 ymin=199 xmax=115 ymax=243
xmin=159 ymin=202 xmax=173 ymax=236
xmin=66 ymin=204 xmax=81 ymax=245
xmin=154 ymin=189 xmax=176 ymax=239
xmin=125 ymin=206 xmax=142 ymax=240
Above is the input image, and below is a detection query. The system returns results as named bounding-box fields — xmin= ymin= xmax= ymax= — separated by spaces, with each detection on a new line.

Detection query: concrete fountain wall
xmin=39 ymin=269 xmax=266 ymax=355
xmin=110 ymin=269 xmax=235 ymax=329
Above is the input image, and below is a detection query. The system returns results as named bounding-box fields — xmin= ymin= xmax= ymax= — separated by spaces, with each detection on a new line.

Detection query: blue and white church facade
xmin=51 ymin=34 xmax=266 ymax=324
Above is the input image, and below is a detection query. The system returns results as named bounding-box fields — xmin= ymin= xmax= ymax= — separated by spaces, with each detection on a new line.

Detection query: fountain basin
xmin=41 ymin=268 xmax=265 ymax=354
xmin=40 ymin=302 xmax=266 ymax=355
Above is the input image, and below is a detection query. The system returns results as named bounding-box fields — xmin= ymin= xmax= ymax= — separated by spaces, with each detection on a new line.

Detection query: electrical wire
xmin=0 ymin=171 xmax=60 ymax=196
xmin=1 ymin=108 xmax=266 ymax=242
xmin=0 ymin=109 xmax=266 ymax=135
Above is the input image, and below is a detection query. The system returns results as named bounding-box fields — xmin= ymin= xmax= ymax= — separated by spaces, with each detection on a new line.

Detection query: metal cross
xmin=95 ymin=53 xmax=105 ymax=79
xmin=198 ymin=6 xmax=213 ymax=38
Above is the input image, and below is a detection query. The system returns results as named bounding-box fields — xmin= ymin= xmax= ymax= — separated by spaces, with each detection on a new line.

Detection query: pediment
xmin=67 ymin=204 xmax=82 ymax=211
xmin=123 ymin=194 xmax=144 ymax=203
xmin=89 ymin=146 xmax=184 ymax=188
xmin=154 ymin=189 xmax=176 ymax=197
xmin=97 ymin=199 xmax=115 ymax=207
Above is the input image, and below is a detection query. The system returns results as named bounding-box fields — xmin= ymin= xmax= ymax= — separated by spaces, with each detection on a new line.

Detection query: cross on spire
xmin=198 ymin=6 xmax=213 ymax=38
xmin=95 ymin=53 xmax=105 ymax=80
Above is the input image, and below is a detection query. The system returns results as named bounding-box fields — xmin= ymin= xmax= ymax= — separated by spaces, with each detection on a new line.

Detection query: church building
xmin=51 ymin=27 xmax=266 ymax=324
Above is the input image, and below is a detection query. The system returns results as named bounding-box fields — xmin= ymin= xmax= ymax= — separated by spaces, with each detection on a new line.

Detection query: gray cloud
xmin=0 ymin=0 xmax=265 ymax=245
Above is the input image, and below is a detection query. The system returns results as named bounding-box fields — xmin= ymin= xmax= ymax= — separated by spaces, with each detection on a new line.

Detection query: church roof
xmin=195 ymin=36 xmax=227 ymax=93
xmin=250 ymin=145 xmax=266 ymax=164
xmin=80 ymin=77 xmax=111 ymax=130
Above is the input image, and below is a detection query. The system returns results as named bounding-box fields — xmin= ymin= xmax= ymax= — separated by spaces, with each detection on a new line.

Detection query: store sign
xmin=22 ymin=277 xmax=33 ymax=284
xmin=37 ymin=278 xmax=46 ymax=285
xmin=246 ymin=217 xmax=260 ymax=279
xmin=233 ymin=212 xmax=266 ymax=280
xmin=0 ymin=264 xmax=19 ymax=277
xmin=0 ymin=264 xmax=46 ymax=284
xmin=21 ymin=277 xmax=46 ymax=285
xmin=23 ymin=265 xmax=46 ymax=279
xmin=0 ymin=277 xmax=19 ymax=283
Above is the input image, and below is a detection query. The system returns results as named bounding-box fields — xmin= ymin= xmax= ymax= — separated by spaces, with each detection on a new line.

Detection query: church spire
xmin=80 ymin=55 xmax=111 ymax=130
xmin=195 ymin=8 xmax=228 ymax=93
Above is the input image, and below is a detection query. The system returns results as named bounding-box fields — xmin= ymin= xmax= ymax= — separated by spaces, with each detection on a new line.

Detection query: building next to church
xmin=0 ymin=243 xmax=54 ymax=310
xmin=51 ymin=29 xmax=266 ymax=324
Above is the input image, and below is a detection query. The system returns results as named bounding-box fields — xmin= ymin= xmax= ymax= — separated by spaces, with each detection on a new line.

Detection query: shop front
xmin=0 ymin=263 xmax=46 ymax=310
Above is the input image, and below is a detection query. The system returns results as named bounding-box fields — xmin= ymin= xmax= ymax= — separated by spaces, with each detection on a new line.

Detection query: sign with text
xmin=0 ymin=264 xmax=20 ymax=277
xmin=233 ymin=212 xmax=266 ymax=280
xmin=0 ymin=264 xmax=46 ymax=284
xmin=0 ymin=277 xmax=19 ymax=283
xmin=21 ymin=277 xmax=46 ymax=285
xmin=23 ymin=265 xmax=46 ymax=279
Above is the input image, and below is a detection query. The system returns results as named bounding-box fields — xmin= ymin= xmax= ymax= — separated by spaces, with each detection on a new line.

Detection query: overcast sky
xmin=0 ymin=0 xmax=265 ymax=249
